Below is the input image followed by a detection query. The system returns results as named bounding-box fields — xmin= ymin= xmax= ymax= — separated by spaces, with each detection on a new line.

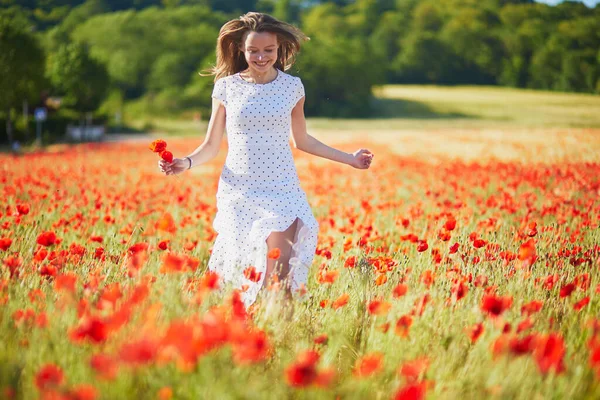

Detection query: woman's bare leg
xmin=263 ymin=217 xmax=299 ymax=296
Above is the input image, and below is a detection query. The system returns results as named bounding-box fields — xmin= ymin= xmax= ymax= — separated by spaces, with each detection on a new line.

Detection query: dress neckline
xmin=236 ymin=69 xmax=280 ymax=86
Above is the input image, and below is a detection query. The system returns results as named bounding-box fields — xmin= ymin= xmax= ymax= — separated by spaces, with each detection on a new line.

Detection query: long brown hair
xmin=204 ymin=12 xmax=309 ymax=81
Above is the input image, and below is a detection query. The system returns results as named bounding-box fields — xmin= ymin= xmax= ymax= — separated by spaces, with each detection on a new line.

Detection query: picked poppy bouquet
xmin=149 ymin=139 xmax=173 ymax=163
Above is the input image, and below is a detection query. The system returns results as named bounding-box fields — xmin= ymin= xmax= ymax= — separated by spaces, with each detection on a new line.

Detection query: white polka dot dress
xmin=207 ymin=69 xmax=319 ymax=307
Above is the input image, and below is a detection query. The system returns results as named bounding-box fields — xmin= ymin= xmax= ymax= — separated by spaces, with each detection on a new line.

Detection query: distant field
xmin=129 ymin=85 xmax=600 ymax=164
xmin=131 ymin=84 xmax=600 ymax=137
xmin=310 ymin=84 xmax=600 ymax=130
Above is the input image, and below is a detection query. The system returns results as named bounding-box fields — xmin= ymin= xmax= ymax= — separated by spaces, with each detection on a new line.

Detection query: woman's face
xmin=241 ymin=31 xmax=278 ymax=74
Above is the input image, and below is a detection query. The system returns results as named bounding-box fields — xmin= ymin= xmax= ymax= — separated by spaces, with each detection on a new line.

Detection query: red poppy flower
xmin=317 ymin=269 xmax=339 ymax=284
xmin=481 ymin=294 xmax=512 ymax=318
xmin=158 ymin=387 xmax=172 ymax=400
xmin=395 ymin=315 xmax=413 ymax=337
xmin=518 ymin=239 xmax=537 ymax=268
xmin=449 ymin=242 xmax=459 ymax=254
xmin=160 ymin=252 xmax=187 ymax=273
xmin=466 ymin=323 xmax=484 ymax=343
xmin=37 ymin=231 xmax=58 ymax=247
xmin=16 ymin=203 xmax=30 ymax=215
xmin=314 ymin=334 xmax=328 ymax=345
xmin=574 ymin=297 xmax=590 ymax=311
xmin=517 ymin=318 xmax=533 ymax=333
xmin=200 ymin=271 xmax=220 ymax=291
xmin=331 ymin=293 xmax=350 ymax=309
xmin=521 ymin=300 xmax=543 ymax=316
xmin=128 ymin=242 xmax=149 ymax=254
xmin=413 ymin=293 xmax=431 ymax=317
xmin=0 ymin=237 xmax=11 ymax=251
xmin=368 ymin=299 xmax=392 ymax=316
xmin=344 ymin=255 xmax=357 ymax=268
xmin=149 ymin=139 xmax=167 ymax=153
xmin=438 ymin=230 xmax=451 ymax=241
xmin=375 ymin=274 xmax=388 ymax=285
xmin=243 ymin=266 xmax=263 ymax=283
xmin=533 ymin=333 xmax=566 ymax=375
xmin=353 ymin=352 xmax=384 ymax=377
xmin=509 ymin=334 xmax=536 ymax=355
xmin=55 ymin=273 xmax=77 ymax=293
xmin=559 ymin=283 xmax=576 ymax=298
xmin=399 ymin=357 xmax=429 ymax=382
xmin=444 ymin=218 xmax=456 ymax=231
xmin=232 ymin=329 xmax=271 ymax=364
xmin=315 ymin=367 xmax=336 ymax=388
xmin=155 ymin=212 xmax=177 ymax=233
xmin=285 ymin=350 xmax=320 ymax=387
xmin=68 ymin=384 xmax=98 ymax=400
xmin=267 ymin=248 xmax=281 ymax=259
xmin=119 ymin=338 xmax=158 ymax=366
xmin=473 ymin=239 xmax=486 ymax=249
xmin=420 ymin=270 xmax=434 ymax=287
xmin=35 ymin=364 xmax=64 ymax=390
xmin=394 ymin=381 xmax=427 ymax=400
xmin=451 ymin=281 xmax=468 ymax=302
xmin=70 ymin=316 xmax=109 ymax=344
xmin=160 ymin=150 xmax=173 ymax=163
xmin=393 ymin=283 xmax=408 ymax=298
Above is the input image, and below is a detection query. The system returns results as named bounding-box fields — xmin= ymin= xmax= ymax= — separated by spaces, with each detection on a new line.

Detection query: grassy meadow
xmin=1 ymin=85 xmax=600 ymax=399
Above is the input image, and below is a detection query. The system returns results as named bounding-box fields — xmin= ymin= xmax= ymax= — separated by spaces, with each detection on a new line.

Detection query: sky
xmin=535 ymin=0 xmax=599 ymax=6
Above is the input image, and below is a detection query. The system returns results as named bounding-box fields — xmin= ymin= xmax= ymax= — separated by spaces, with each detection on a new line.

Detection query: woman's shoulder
xmin=278 ymin=70 xmax=303 ymax=85
xmin=215 ymin=74 xmax=234 ymax=85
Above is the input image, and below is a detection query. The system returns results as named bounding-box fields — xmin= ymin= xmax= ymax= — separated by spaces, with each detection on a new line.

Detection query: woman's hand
xmin=158 ymin=158 xmax=189 ymax=176
xmin=349 ymin=148 xmax=374 ymax=169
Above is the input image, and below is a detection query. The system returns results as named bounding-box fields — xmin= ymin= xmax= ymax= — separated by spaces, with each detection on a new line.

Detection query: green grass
xmin=372 ymin=85 xmax=600 ymax=128
xmin=126 ymin=85 xmax=600 ymax=136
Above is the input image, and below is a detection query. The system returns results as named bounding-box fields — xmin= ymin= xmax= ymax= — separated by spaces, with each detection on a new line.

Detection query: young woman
xmin=159 ymin=12 xmax=373 ymax=308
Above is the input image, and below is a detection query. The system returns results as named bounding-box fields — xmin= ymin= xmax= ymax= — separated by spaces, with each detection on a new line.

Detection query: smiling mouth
xmin=254 ymin=61 xmax=269 ymax=66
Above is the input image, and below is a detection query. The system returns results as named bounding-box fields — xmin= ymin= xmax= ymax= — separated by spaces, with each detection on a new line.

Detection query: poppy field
xmin=1 ymin=127 xmax=600 ymax=399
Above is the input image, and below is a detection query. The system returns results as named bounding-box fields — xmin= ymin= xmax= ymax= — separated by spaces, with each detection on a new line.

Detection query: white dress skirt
xmin=207 ymin=69 xmax=319 ymax=307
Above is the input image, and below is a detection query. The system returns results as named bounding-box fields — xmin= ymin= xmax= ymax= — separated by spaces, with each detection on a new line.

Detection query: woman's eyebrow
xmin=248 ymin=45 xmax=277 ymax=49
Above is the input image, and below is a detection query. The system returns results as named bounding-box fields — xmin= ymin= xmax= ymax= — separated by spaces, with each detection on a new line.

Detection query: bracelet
xmin=184 ymin=157 xmax=192 ymax=169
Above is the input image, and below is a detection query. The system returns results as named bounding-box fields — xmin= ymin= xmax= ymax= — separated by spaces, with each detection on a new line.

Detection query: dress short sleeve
xmin=293 ymin=76 xmax=305 ymax=106
xmin=212 ymin=77 xmax=227 ymax=106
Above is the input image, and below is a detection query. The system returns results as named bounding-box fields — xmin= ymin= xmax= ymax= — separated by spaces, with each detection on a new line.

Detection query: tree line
xmin=1 ymin=0 xmax=599 ymax=144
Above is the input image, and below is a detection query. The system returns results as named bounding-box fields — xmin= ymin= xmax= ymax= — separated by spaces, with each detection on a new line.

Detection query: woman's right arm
xmin=159 ymin=98 xmax=226 ymax=175
xmin=187 ymin=98 xmax=227 ymax=166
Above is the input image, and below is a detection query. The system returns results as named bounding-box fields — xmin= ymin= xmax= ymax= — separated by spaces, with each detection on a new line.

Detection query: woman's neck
xmin=240 ymin=67 xmax=278 ymax=84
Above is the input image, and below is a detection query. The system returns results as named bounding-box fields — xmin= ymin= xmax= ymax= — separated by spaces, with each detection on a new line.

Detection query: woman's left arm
xmin=290 ymin=97 xmax=374 ymax=169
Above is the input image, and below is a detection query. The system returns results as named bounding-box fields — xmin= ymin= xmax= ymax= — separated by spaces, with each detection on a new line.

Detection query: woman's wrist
xmin=184 ymin=156 xmax=193 ymax=169
xmin=343 ymin=152 xmax=354 ymax=165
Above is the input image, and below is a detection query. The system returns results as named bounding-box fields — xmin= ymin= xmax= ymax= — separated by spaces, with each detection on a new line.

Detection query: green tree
xmin=440 ymin=7 xmax=504 ymax=84
xmin=148 ymin=53 xmax=191 ymax=91
xmin=46 ymin=43 xmax=110 ymax=123
xmin=411 ymin=2 xmax=444 ymax=33
xmin=498 ymin=4 xmax=550 ymax=87
xmin=43 ymin=0 xmax=110 ymax=54
xmin=295 ymin=1 xmax=386 ymax=117
xmin=529 ymin=15 xmax=600 ymax=93
xmin=0 ymin=16 xmax=46 ymax=145
xmin=209 ymin=0 xmax=256 ymax=13
xmin=394 ymin=31 xmax=460 ymax=84
xmin=71 ymin=6 xmax=223 ymax=99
